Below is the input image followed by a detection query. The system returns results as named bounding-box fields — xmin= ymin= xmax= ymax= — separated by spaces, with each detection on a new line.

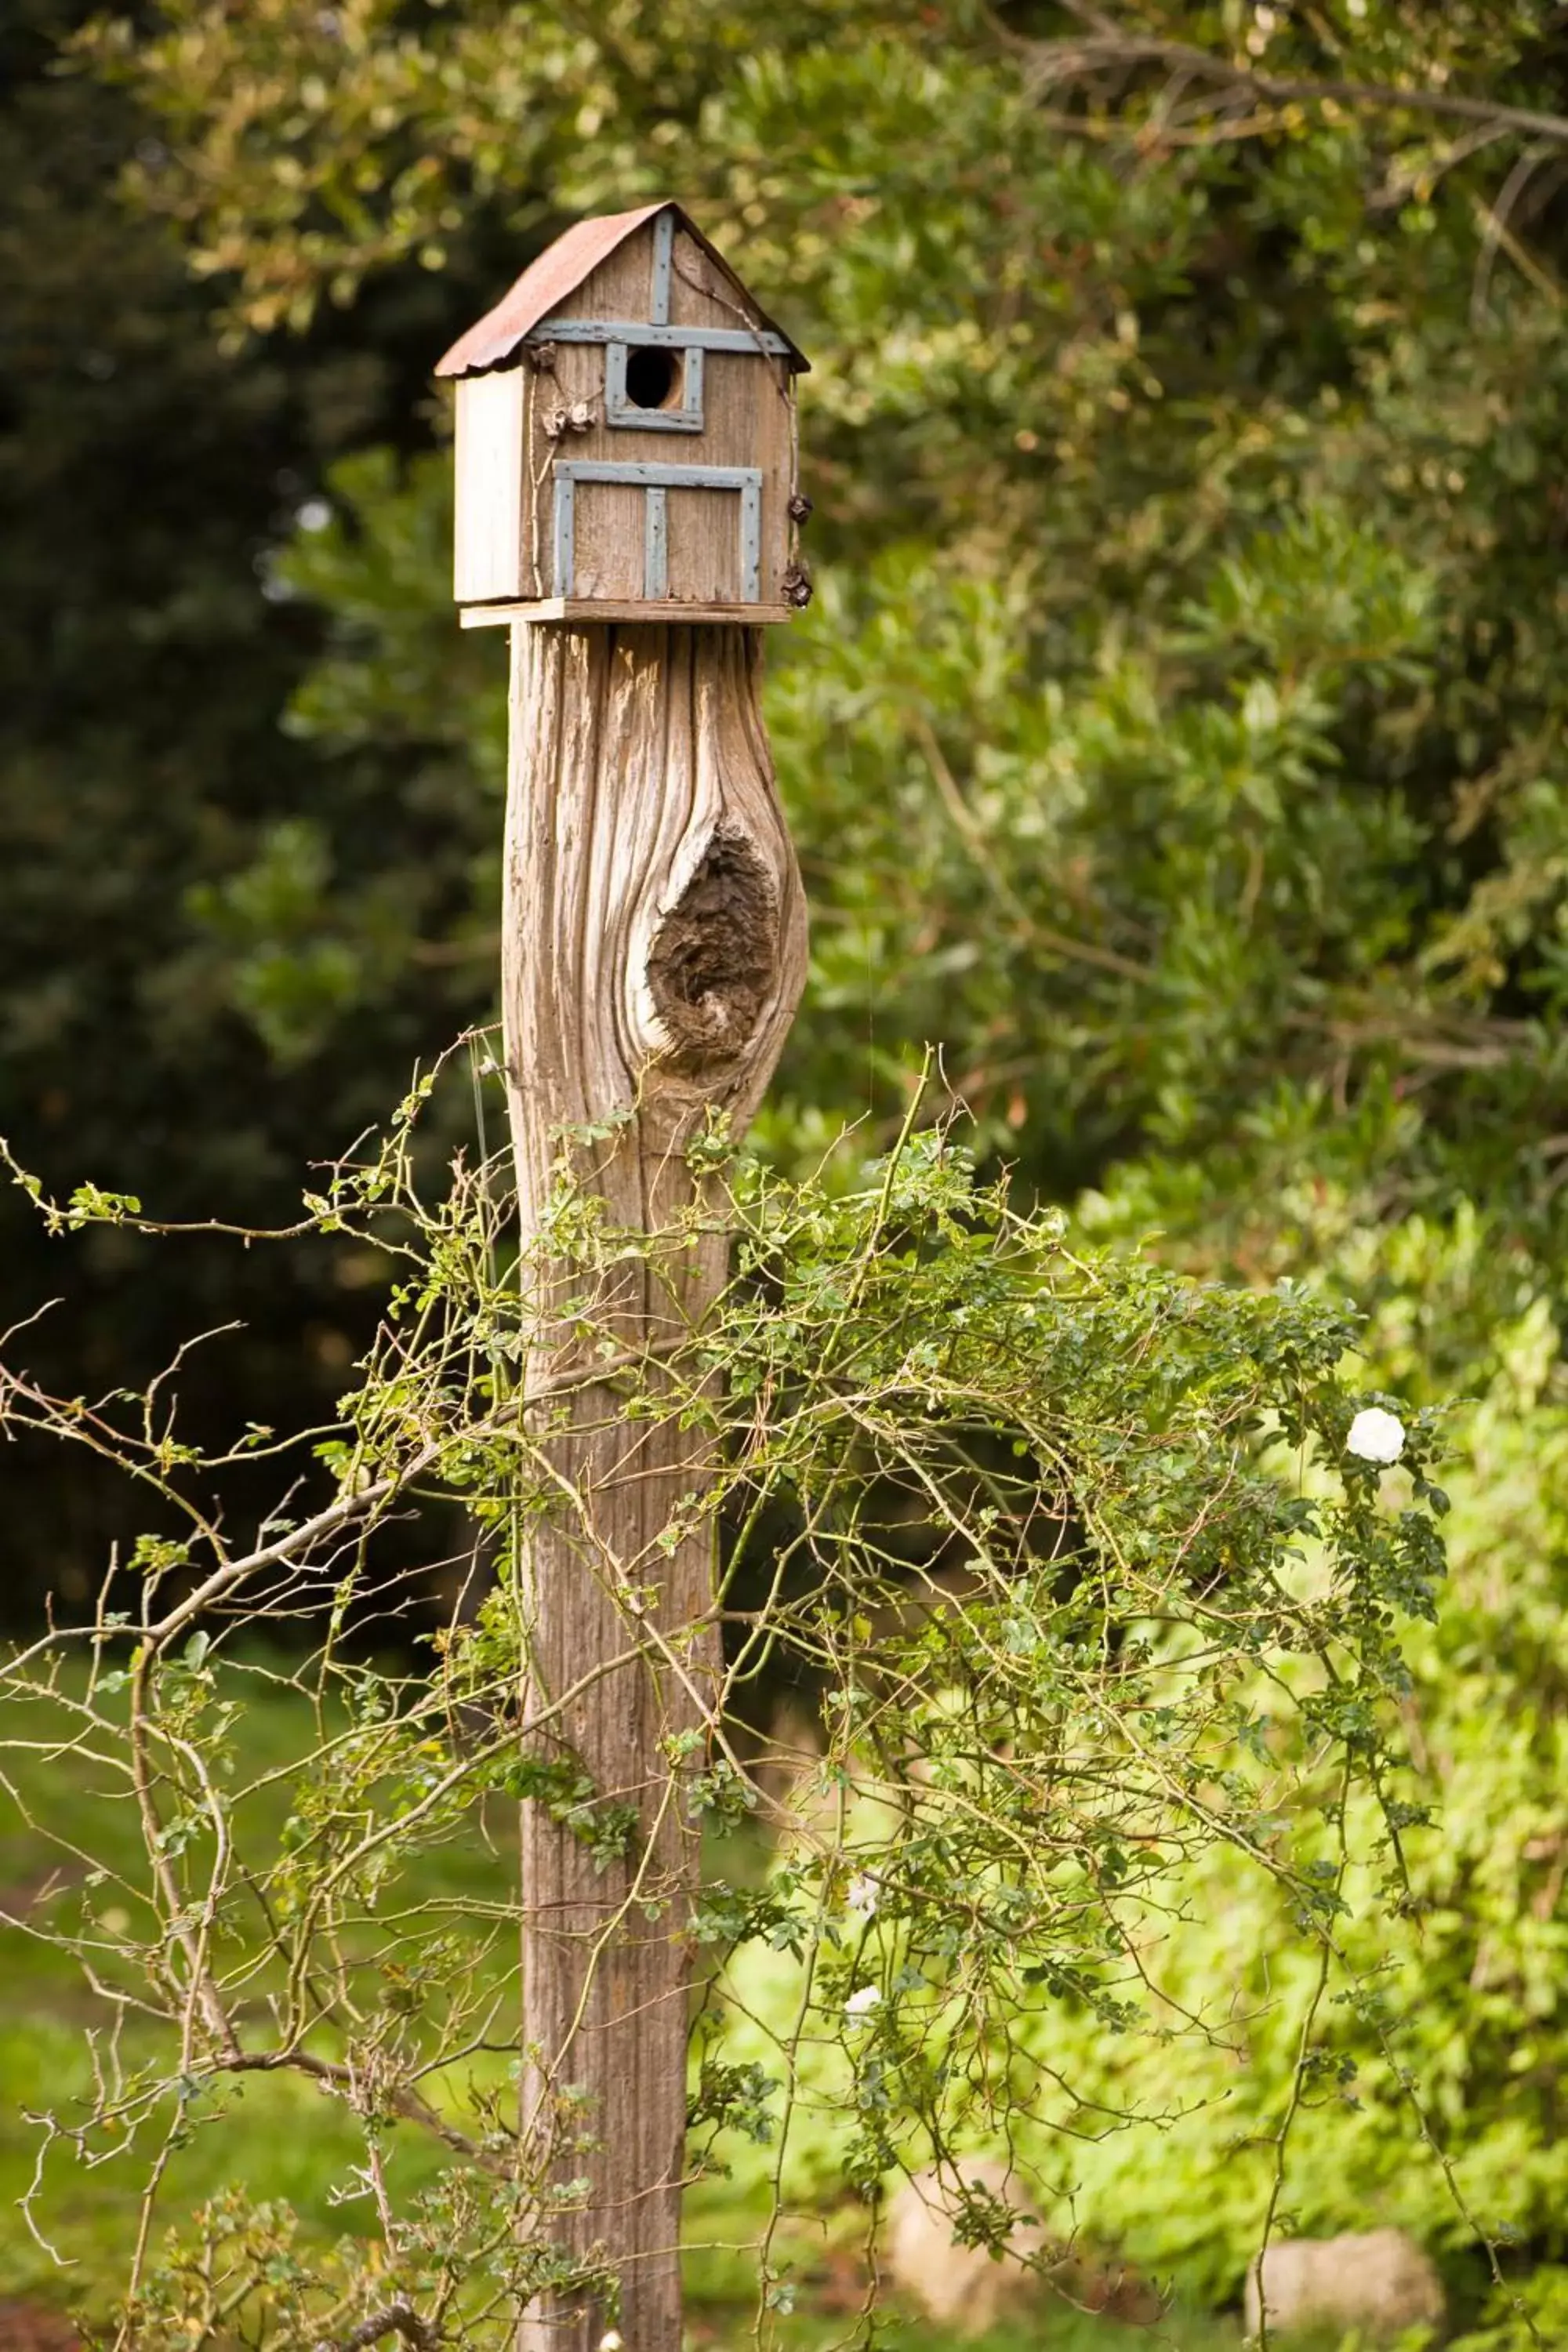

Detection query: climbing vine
xmin=1 ymin=1043 xmax=1460 ymax=2347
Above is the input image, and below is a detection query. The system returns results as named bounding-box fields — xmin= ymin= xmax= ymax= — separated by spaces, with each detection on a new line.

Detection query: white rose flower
xmin=846 ymin=1872 xmax=880 ymax=1919
xmin=1346 ymin=1406 xmax=1406 ymax=1465
xmin=844 ymin=1984 xmax=881 ymax=2018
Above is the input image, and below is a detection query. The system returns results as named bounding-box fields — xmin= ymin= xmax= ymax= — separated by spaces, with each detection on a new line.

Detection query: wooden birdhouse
xmin=436 ymin=202 xmax=810 ymax=626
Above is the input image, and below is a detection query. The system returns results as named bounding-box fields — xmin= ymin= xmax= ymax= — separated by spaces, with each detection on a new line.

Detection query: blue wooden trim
xmin=532 ymin=318 xmax=792 ymax=358
xmin=644 ymin=485 xmax=668 ymax=597
xmin=557 ymin=462 xmax=764 ymax=490
xmin=650 ymin=212 xmax=674 ymax=326
xmin=739 ymin=476 xmax=761 ymax=604
xmin=604 ymin=340 xmax=706 ymax=434
xmin=551 ymin=472 xmax=575 ymax=596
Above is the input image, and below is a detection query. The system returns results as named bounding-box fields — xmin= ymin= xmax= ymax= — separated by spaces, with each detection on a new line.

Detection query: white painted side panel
xmin=454 ymin=370 xmax=526 ymax=602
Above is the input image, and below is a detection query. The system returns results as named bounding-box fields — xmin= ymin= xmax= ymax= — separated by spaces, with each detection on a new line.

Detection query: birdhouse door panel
xmin=666 ymin=484 xmax=742 ymax=603
xmin=568 ymin=479 xmax=647 ymax=602
xmin=550 ymin=463 xmax=763 ymax=604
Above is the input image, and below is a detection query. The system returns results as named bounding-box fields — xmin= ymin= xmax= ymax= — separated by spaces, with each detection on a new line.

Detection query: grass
xmin=0 ymin=1661 xmax=1248 ymax=2350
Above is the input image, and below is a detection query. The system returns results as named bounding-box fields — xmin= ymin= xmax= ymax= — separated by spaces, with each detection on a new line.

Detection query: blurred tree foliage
xmin=0 ymin=0 xmax=507 ymax=1605
xmin=67 ymin=0 xmax=1568 ymax=1269
xmin=9 ymin=0 xmax=1568 ymax=2305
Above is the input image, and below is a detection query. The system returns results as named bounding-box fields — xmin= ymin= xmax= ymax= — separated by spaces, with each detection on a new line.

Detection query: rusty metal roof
xmin=434 ymin=201 xmax=808 ymax=378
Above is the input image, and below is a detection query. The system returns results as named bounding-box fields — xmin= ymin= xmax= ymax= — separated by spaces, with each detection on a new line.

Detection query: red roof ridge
xmin=435 ymin=200 xmax=808 ymax=379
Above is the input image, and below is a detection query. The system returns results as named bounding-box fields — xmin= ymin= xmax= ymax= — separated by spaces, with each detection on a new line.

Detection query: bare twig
xmin=1007 ymin=28 xmax=1568 ymax=151
xmin=325 ymin=2301 xmax=437 ymax=2352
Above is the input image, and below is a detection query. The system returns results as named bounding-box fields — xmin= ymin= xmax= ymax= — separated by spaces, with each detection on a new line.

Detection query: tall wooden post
xmin=438 ymin=206 xmax=810 ymax=2351
xmin=504 ymin=623 xmax=804 ymax=2350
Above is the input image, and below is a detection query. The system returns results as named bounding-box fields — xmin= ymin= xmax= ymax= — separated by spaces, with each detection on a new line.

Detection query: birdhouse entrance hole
xmin=624 ymin=346 xmax=681 ymax=410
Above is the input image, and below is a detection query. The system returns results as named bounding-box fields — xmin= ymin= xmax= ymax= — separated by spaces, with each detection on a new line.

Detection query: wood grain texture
xmin=503 ymin=622 xmax=807 ymax=2352
xmin=572 ymin=476 xmax=645 ymax=601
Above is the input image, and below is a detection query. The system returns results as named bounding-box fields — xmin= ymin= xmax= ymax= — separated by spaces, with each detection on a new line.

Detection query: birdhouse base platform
xmin=460 ymin=597 xmax=797 ymax=630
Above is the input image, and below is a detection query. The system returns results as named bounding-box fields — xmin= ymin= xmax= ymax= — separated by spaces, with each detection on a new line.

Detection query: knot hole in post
xmin=647 ymin=826 xmax=779 ymax=1072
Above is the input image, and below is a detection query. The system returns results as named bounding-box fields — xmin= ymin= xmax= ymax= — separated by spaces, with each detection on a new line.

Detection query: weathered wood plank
xmin=571 ymin=477 xmax=644 ymax=600
xmin=462 ymin=598 xmax=796 ymax=627
xmin=454 ymin=368 xmax=528 ymax=602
